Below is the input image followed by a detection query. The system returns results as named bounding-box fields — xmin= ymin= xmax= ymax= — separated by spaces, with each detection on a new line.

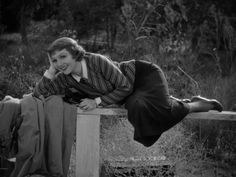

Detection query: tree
xmin=69 ymin=0 xmax=123 ymax=49
xmin=19 ymin=0 xmax=34 ymax=44
xmin=0 ymin=0 xmax=60 ymax=44
xmin=18 ymin=0 xmax=57 ymax=45
xmin=119 ymin=0 xmax=188 ymax=57
xmin=0 ymin=0 xmax=4 ymax=34
xmin=186 ymin=1 xmax=236 ymax=77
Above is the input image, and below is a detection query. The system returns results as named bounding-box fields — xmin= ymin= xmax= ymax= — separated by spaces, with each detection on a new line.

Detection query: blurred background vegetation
xmin=0 ymin=0 xmax=236 ymax=176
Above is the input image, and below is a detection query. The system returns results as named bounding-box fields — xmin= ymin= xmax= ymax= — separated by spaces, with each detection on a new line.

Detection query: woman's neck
xmin=72 ymin=61 xmax=83 ymax=76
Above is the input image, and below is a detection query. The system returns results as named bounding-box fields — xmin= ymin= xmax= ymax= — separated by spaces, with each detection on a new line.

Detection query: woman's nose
xmin=56 ymin=60 xmax=63 ymax=67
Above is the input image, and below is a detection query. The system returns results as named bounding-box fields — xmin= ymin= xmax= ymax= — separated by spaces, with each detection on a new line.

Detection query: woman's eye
xmin=60 ymin=55 xmax=66 ymax=59
xmin=52 ymin=60 xmax=57 ymax=63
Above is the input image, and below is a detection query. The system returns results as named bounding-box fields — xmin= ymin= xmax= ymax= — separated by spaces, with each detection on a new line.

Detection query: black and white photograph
xmin=0 ymin=0 xmax=236 ymax=176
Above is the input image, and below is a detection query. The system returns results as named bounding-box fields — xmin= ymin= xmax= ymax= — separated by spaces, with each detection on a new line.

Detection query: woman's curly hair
xmin=47 ymin=37 xmax=86 ymax=61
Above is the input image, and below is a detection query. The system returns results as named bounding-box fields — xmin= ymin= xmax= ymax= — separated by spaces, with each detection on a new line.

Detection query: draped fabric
xmin=0 ymin=96 xmax=21 ymax=159
xmin=9 ymin=95 xmax=77 ymax=177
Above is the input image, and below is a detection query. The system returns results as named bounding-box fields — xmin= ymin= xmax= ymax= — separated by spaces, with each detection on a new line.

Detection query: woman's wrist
xmin=95 ymin=97 xmax=101 ymax=106
xmin=44 ymin=67 xmax=56 ymax=79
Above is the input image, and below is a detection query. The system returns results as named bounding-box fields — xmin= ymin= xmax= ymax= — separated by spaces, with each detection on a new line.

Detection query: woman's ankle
xmin=188 ymin=101 xmax=214 ymax=113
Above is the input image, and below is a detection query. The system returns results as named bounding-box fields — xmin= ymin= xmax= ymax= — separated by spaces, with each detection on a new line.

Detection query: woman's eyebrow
xmin=59 ymin=52 xmax=67 ymax=56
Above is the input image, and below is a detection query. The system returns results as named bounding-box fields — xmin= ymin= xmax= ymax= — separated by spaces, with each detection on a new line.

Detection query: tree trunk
xmin=110 ymin=22 xmax=117 ymax=49
xmin=106 ymin=17 xmax=117 ymax=49
xmin=20 ymin=6 xmax=28 ymax=45
xmin=105 ymin=17 xmax=111 ymax=49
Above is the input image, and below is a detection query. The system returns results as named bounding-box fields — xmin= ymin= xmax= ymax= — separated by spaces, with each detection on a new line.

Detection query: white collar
xmin=71 ymin=59 xmax=88 ymax=82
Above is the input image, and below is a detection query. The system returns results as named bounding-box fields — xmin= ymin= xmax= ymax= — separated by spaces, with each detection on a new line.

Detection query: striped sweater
xmin=33 ymin=52 xmax=136 ymax=106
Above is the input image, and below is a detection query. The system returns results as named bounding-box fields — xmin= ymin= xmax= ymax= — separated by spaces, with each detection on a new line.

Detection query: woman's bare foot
xmin=189 ymin=95 xmax=223 ymax=112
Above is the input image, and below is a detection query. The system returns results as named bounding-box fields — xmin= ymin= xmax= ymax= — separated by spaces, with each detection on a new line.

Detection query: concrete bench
xmin=75 ymin=109 xmax=236 ymax=177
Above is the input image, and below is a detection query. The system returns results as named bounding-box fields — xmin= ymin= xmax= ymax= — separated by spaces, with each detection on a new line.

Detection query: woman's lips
xmin=58 ymin=65 xmax=67 ymax=71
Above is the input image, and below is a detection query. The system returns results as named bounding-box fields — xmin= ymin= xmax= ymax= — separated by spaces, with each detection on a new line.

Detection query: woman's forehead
xmin=51 ymin=48 xmax=69 ymax=57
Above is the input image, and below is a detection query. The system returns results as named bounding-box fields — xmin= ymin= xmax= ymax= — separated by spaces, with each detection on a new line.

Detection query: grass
xmin=66 ymin=116 xmax=236 ymax=177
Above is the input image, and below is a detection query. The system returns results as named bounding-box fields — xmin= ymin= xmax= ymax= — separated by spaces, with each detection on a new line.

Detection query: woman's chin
xmin=62 ymin=70 xmax=71 ymax=75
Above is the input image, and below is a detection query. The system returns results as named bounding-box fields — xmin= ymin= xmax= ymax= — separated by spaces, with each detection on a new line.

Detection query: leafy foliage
xmin=0 ymin=55 xmax=38 ymax=99
xmin=118 ymin=0 xmax=188 ymax=57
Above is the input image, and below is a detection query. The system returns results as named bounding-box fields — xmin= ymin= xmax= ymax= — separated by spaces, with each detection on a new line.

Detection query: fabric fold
xmin=10 ymin=95 xmax=77 ymax=177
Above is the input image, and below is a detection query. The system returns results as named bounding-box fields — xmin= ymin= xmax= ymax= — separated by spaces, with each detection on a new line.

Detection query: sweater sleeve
xmin=96 ymin=55 xmax=133 ymax=106
xmin=33 ymin=73 xmax=68 ymax=98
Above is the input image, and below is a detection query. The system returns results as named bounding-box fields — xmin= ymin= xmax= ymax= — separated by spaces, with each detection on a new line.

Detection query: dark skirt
xmin=125 ymin=60 xmax=189 ymax=147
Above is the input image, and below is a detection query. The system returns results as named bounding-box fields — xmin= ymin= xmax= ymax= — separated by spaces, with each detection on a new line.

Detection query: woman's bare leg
xmin=188 ymin=101 xmax=214 ymax=113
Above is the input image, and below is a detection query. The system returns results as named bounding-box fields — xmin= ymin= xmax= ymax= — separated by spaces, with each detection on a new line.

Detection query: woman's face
xmin=50 ymin=49 xmax=78 ymax=75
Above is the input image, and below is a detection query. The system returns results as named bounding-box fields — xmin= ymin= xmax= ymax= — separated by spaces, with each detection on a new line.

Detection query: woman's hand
xmin=47 ymin=54 xmax=57 ymax=76
xmin=78 ymin=98 xmax=97 ymax=111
